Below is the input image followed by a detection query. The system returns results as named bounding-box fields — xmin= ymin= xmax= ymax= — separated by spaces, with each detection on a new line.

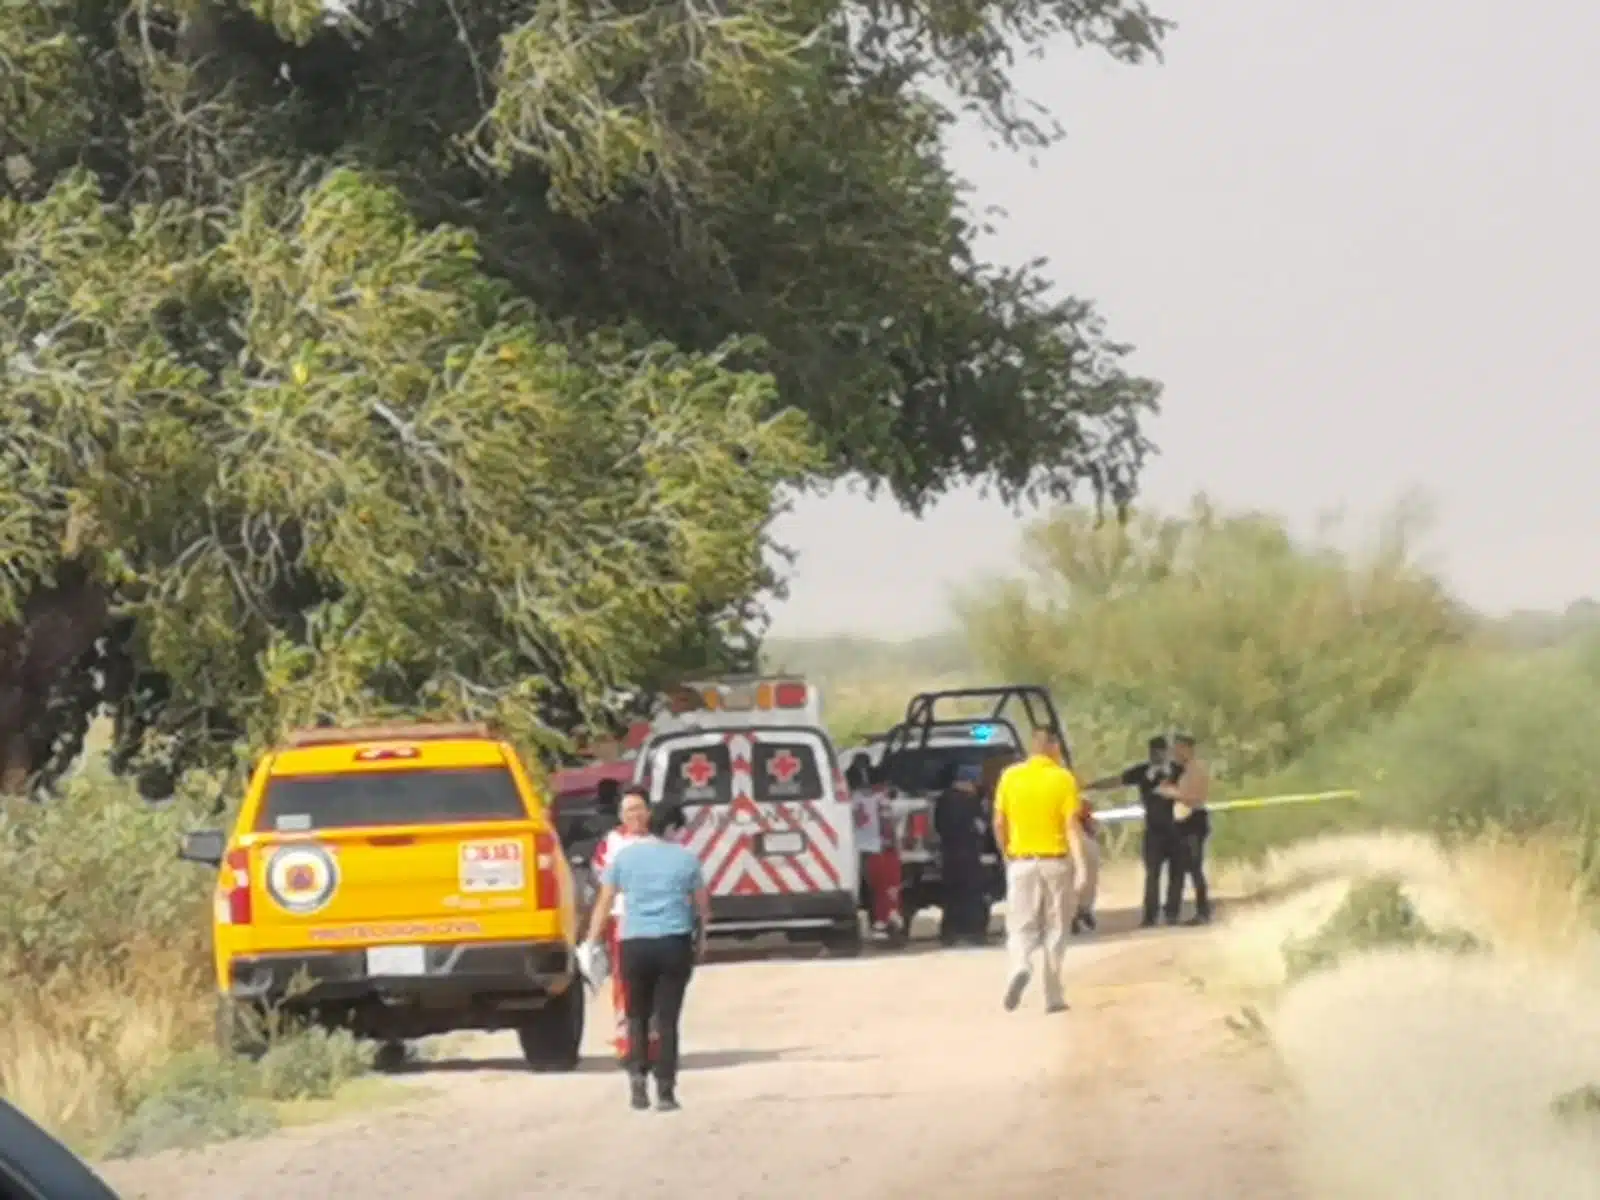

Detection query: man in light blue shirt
xmin=584 ymin=803 xmax=711 ymax=1112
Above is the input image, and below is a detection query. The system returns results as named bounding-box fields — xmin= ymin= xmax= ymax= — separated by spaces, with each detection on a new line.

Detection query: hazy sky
xmin=768 ymin=0 xmax=1600 ymax=638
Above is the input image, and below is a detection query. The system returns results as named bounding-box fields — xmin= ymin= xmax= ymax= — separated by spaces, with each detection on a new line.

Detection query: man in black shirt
xmin=933 ymin=761 xmax=991 ymax=946
xmin=1159 ymin=733 xmax=1212 ymax=925
xmin=1085 ymin=736 xmax=1182 ymax=927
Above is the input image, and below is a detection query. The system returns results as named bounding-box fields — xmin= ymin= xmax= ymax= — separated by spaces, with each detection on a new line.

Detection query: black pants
xmin=1142 ymin=827 xmax=1183 ymax=922
xmin=619 ymin=934 xmax=694 ymax=1083
xmin=939 ymin=860 xmax=990 ymax=943
xmin=1177 ymin=811 xmax=1211 ymax=918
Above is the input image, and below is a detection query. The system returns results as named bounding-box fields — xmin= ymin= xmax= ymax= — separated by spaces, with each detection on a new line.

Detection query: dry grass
xmin=0 ymin=942 xmax=215 ymax=1152
xmin=1197 ymin=831 xmax=1600 ymax=1198
xmin=0 ymin=771 xmax=375 ymax=1158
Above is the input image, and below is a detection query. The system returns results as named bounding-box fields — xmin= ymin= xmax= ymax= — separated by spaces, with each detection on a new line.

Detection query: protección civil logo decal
xmin=264 ymin=843 xmax=339 ymax=915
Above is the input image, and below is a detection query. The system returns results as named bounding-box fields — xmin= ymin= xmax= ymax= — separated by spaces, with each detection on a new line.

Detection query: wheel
xmin=215 ymin=997 xmax=270 ymax=1059
xmin=516 ymin=982 xmax=585 ymax=1072
xmin=373 ymin=1040 xmax=411 ymax=1072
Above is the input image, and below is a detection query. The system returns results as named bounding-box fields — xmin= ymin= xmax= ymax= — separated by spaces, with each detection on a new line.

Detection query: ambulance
xmin=633 ymin=676 xmax=861 ymax=954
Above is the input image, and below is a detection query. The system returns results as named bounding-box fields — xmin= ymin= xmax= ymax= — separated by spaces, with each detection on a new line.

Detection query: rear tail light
xmin=534 ymin=832 xmax=558 ymax=908
xmin=224 ymin=847 xmax=252 ymax=925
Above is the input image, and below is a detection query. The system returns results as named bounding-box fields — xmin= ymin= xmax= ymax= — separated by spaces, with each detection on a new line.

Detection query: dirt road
xmin=101 ymin=916 xmax=1301 ymax=1199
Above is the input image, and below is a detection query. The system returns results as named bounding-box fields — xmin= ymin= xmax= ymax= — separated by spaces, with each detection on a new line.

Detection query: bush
xmin=0 ymin=766 xmax=371 ymax=1155
xmin=1281 ymin=877 xmax=1480 ymax=981
xmin=104 ymin=1052 xmax=277 ymax=1159
xmin=1248 ymin=640 xmax=1600 ymax=885
xmin=958 ymin=497 xmax=1464 ymax=783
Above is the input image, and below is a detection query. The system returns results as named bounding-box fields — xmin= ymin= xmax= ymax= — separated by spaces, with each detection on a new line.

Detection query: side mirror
xmin=178 ymin=830 xmax=227 ymax=866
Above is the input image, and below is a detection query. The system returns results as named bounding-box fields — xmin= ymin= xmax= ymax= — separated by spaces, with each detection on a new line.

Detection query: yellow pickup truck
xmin=178 ymin=722 xmax=584 ymax=1071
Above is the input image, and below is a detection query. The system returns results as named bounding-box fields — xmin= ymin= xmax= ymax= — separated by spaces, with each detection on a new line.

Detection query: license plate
xmin=761 ymin=831 xmax=804 ymax=855
xmin=366 ymin=944 xmax=427 ymax=977
xmin=459 ymin=838 xmax=526 ymax=892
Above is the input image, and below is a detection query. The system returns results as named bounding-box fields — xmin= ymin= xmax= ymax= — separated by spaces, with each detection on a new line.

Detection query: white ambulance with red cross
xmin=633 ymin=677 xmax=862 ymax=954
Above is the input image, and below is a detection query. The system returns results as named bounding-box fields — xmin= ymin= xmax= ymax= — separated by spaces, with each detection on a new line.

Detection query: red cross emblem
xmin=682 ymin=753 xmax=717 ymax=789
xmin=768 ymin=750 xmax=802 ymax=784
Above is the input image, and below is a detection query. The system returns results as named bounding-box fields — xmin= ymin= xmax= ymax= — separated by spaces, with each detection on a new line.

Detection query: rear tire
xmin=517 ymin=982 xmax=585 ymax=1073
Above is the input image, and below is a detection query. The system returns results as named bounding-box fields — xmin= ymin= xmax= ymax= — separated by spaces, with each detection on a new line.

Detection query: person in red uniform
xmin=589 ymin=784 xmax=660 ymax=1063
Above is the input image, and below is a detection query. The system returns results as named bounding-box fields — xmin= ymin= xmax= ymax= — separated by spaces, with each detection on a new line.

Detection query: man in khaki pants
xmin=992 ymin=729 xmax=1086 ymax=1013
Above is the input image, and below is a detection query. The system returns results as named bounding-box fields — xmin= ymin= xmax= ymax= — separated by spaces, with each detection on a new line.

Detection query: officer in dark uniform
xmin=933 ymin=761 xmax=990 ymax=946
xmin=1085 ymin=736 xmax=1183 ymax=927
xmin=1160 ymin=733 xmax=1212 ymax=925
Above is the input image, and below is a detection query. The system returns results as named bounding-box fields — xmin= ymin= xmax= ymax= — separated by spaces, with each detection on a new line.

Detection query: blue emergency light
xmin=969 ymin=723 xmax=998 ymax=744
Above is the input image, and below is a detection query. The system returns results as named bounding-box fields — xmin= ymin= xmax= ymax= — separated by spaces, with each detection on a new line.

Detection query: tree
xmin=957 ymin=498 xmax=1467 ymax=780
xmin=2 ymin=0 xmax=1168 ymax=790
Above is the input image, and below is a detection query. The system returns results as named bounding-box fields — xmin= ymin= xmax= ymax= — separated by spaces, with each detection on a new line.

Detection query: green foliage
xmin=1 ymin=768 xmax=374 ymax=1155
xmin=2 ymin=167 xmax=815 ymax=778
xmin=0 ymin=766 xmax=216 ymax=974
xmin=959 ymin=497 xmax=1466 ymax=782
xmin=105 ymin=1051 xmax=278 ymax=1159
xmin=1552 ymin=1084 xmax=1600 ymax=1122
xmin=1240 ymin=634 xmax=1600 ymax=886
xmin=1281 ymin=877 xmax=1480 ymax=983
xmin=255 ymin=1027 xmax=372 ymax=1102
xmin=3 ymin=0 xmax=1171 ymax=790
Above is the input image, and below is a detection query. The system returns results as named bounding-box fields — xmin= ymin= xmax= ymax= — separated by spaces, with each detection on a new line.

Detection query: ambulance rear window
xmin=256 ymin=768 xmax=528 ymax=832
xmin=658 ymin=744 xmax=733 ymax=806
xmin=753 ymin=741 xmax=825 ymax=802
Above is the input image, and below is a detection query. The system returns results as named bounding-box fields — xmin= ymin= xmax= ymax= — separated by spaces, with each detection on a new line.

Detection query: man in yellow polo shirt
xmin=992 ymin=728 xmax=1085 ymax=1013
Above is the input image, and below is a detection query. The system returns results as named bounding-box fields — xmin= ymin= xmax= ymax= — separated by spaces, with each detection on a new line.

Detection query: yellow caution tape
xmin=1212 ymin=789 xmax=1361 ymax=813
xmin=1092 ymin=789 xmax=1360 ymax=825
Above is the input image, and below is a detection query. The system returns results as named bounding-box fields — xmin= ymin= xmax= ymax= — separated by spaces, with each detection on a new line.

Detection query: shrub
xmin=1281 ymin=877 xmax=1480 ymax=982
xmin=958 ymin=497 xmax=1464 ymax=784
xmin=0 ymin=765 xmax=371 ymax=1154
xmin=104 ymin=1051 xmax=277 ymax=1159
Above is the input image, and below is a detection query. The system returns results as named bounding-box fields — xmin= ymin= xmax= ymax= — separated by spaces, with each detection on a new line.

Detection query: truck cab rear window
xmin=883 ymin=745 xmax=1005 ymax=794
xmin=752 ymin=742 xmax=824 ymax=802
xmin=256 ymin=768 xmax=527 ymax=832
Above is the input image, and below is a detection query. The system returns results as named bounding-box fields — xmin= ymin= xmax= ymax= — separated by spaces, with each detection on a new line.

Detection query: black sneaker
xmin=656 ymin=1083 xmax=680 ymax=1112
xmin=1185 ymin=913 xmax=1211 ymax=926
xmin=1003 ymin=970 xmax=1031 ymax=1012
xmin=1069 ymin=913 xmax=1084 ymax=936
xmin=629 ymin=1076 xmax=650 ymax=1111
xmin=1139 ymin=917 xmax=1157 ymax=929
xmin=1081 ymin=911 xmax=1097 ymax=932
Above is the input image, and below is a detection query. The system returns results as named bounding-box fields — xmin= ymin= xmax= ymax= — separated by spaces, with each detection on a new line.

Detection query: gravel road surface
xmin=102 ymin=915 xmax=1299 ymax=1199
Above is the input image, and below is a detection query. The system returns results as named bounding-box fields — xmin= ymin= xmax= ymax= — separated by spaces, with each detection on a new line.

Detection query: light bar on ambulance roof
xmin=700 ymin=678 xmax=809 ymax=713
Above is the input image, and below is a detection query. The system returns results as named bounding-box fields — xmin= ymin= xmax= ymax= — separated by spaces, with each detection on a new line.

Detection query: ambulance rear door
xmin=646 ymin=727 xmax=858 ymax=929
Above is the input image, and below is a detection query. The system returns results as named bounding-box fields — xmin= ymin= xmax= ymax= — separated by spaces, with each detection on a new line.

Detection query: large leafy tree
xmin=1 ymin=0 xmax=1167 ymax=791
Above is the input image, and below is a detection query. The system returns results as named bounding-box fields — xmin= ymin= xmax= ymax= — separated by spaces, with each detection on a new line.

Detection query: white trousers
xmin=1005 ymin=857 xmax=1076 ymax=1004
xmin=1077 ymin=835 xmax=1101 ymax=912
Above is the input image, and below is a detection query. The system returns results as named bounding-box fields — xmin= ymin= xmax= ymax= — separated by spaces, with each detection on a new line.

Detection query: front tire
xmin=517 ymin=981 xmax=585 ymax=1073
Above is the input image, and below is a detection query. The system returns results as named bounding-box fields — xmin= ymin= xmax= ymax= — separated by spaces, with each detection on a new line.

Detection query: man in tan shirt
xmin=1157 ymin=732 xmax=1211 ymax=925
